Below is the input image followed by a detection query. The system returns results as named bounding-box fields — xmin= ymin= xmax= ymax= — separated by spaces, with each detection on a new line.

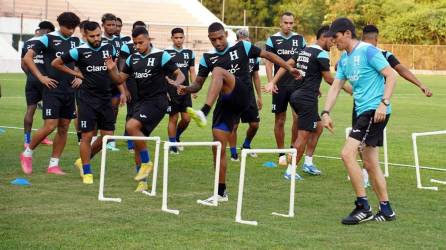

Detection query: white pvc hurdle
xmin=412 ymin=130 xmax=446 ymax=191
xmin=235 ymin=148 xmax=297 ymax=226
xmin=345 ymin=127 xmax=389 ymax=177
xmin=98 ymin=135 xmax=161 ymax=203
xmin=161 ymin=141 xmax=222 ymax=215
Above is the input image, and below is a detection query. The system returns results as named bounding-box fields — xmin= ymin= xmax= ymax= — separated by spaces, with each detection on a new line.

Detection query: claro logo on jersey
xmin=277 ymin=47 xmax=299 ymax=55
xmin=134 ymin=69 xmax=152 ymax=78
xmin=86 ymin=65 xmax=107 ymax=72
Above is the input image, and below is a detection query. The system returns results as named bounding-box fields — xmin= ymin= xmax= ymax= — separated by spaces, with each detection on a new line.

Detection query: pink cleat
xmin=47 ymin=166 xmax=66 ymax=175
xmin=20 ymin=153 xmax=33 ymax=175
xmin=41 ymin=137 xmax=53 ymax=145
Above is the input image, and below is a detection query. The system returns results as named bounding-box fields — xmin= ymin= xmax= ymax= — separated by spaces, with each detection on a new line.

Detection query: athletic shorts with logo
xmin=236 ymin=90 xmax=259 ymax=123
xmin=132 ymin=95 xmax=169 ymax=136
xmin=290 ymin=91 xmax=320 ymax=132
xmin=272 ymin=85 xmax=298 ymax=113
xmin=78 ymin=100 xmax=115 ymax=132
xmin=167 ymin=88 xmax=192 ymax=114
xmin=212 ymin=78 xmax=250 ymax=131
xmin=42 ymin=90 xmax=76 ymax=120
xmin=349 ymin=110 xmax=390 ymax=147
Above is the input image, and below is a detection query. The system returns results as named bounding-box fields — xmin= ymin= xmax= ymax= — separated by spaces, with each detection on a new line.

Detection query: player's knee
xmin=57 ymin=124 xmax=69 ymax=134
xmin=341 ymin=147 xmax=354 ymax=162
xmin=250 ymin=122 xmax=259 ymax=130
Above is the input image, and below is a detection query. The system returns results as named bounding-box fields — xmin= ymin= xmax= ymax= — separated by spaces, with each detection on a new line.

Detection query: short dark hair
xmin=132 ymin=27 xmax=149 ymax=38
xmin=171 ymin=27 xmax=184 ymax=36
xmin=79 ymin=20 xmax=89 ymax=30
xmin=56 ymin=12 xmax=80 ymax=29
xmin=316 ymin=25 xmax=330 ymax=39
xmin=208 ymin=22 xmax=224 ymax=33
xmin=38 ymin=21 xmax=55 ymax=32
xmin=363 ymin=24 xmax=379 ymax=35
xmin=116 ymin=17 xmax=122 ymax=24
xmin=132 ymin=21 xmax=146 ymax=30
xmin=281 ymin=12 xmax=294 ymax=18
xmin=84 ymin=21 xmax=100 ymax=32
xmin=101 ymin=13 xmax=116 ymax=23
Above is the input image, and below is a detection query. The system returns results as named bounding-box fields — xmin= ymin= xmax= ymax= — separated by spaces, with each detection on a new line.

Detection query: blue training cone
xmin=0 ymin=128 xmax=5 ymax=134
xmin=11 ymin=178 xmax=31 ymax=186
xmin=262 ymin=161 xmax=277 ymax=168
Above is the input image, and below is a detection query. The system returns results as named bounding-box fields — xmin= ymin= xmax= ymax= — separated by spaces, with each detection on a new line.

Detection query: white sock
xmin=23 ymin=147 xmax=33 ymax=157
xmin=362 ymin=168 xmax=369 ymax=182
xmin=49 ymin=158 xmax=59 ymax=168
xmin=286 ymin=164 xmax=292 ymax=174
xmin=91 ymin=136 xmax=98 ymax=145
xmin=304 ymin=156 xmax=313 ymax=165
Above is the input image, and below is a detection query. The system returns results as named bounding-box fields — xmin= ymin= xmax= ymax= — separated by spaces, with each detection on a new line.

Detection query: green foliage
xmin=201 ymin=0 xmax=446 ymax=44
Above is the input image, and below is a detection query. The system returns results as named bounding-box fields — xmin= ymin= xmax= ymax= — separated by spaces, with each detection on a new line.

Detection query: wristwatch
xmin=321 ymin=110 xmax=330 ymax=116
xmin=381 ymin=98 xmax=390 ymax=107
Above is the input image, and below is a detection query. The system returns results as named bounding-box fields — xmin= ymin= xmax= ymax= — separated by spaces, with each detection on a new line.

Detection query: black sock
xmin=77 ymin=132 xmax=82 ymax=142
xmin=279 ymin=153 xmax=285 ymax=157
xmin=218 ymin=183 xmax=226 ymax=196
xmin=201 ymin=104 xmax=211 ymax=116
xmin=356 ymin=196 xmax=370 ymax=210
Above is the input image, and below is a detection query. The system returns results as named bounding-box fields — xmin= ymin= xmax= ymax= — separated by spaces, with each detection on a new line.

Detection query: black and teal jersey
xmin=21 ymin=36 xmax=46 ymax=82
xmin=291 ymin=44 xmax=330 ymax=103
xmin=266 ymin=32 xmax=306 ymax=86
xmin=119 ymin=41 xmax=136 ymax=60
xmin=61 ymin=43 xmax=117 ymax=103
xmin=122 ymin=48 xmax=179 ymax=100
xmin=101 ymin=35 xmax=122 ymax=56
xmin=32 ymin=31 xmax=80 ymax=93
xmin=198 ymin=41 xmax=262 ymax=85
xmin=119 ymin=35 xmax=132 ymax=46
xmin=164 ymin=47 xmax=195 ymax=86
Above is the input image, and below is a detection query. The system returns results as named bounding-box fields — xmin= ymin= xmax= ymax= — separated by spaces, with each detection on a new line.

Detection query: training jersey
xmin=119 ymin=35 xmax=132 ymax=46
xmin=21 ymin=36 xmax=46 ymax=82
xmin=291 ymin=44 xmax=330 ymax=103
xmin=61 ymin=43 xmax=117 ymax=103
xmin=32 ymin=31 xmax=80 ymax=94
xmin=336 ymin=42 xmax=391 ymax=116
xmin=122 ymin=48 xmax=178 ymax=100
xmin=101 ymin=35 xmax=122 ymax=57
xmin=198 ymin=41 xmax=262 ymax=86
xmin=248 ymin=57 xmax=260 ymax=86
xmin=165 ymin=47 xmax=195 ymax=86
xmin=266 ymin=32 xmax=306 ymax=86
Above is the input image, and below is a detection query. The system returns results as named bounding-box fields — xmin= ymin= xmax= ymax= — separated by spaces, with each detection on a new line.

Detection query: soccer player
xmin=20 ymin=12 xmax=81 ymax=175
xmin=21 ymin=21 xmax=55 ymax=149
xmin=110 ymin=27 xmax=185 ymax=192
xmin=119 ymin=21 xmax=147 ymax=153
xmin=52 ymin=21 xmax=119 ymax=184
xmin=265 ymin=12 xmax=306 ymax=166
xmin=322 ymin=17 xmax=397 ymax=224
xmin=267 ymin=25 xmax=352 ymax=179
xmin=228 ymin=28 xmax=262 ymax=161
xmin=116 ymin=17 xmax=132 ymax=45
xmin=165 ymin=27 xmax=196 ymax=154
xmin=177 ymin=22 xmax=300 ymax=203
xmin=101 ymin=13 xmax=127 ymax=151
xmin=72 ymin=19 xmax=90 ymax=146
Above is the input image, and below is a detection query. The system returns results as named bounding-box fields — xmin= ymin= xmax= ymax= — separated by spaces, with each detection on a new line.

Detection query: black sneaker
xmin=230 ymin=153 xmax=239 ymax=162
xmin=341 ymin=201 xmax=373 ymax=225
xmin=373 ymin=209 xmax=396 ymax=222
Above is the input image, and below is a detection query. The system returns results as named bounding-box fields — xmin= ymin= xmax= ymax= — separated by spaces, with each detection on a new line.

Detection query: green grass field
xmin=0 ymin=73 xmax=445 ymax=249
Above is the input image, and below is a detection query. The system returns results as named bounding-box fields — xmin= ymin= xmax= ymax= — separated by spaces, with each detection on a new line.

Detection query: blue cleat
xmin=302 ymin=163 xmax=322 ymax=175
